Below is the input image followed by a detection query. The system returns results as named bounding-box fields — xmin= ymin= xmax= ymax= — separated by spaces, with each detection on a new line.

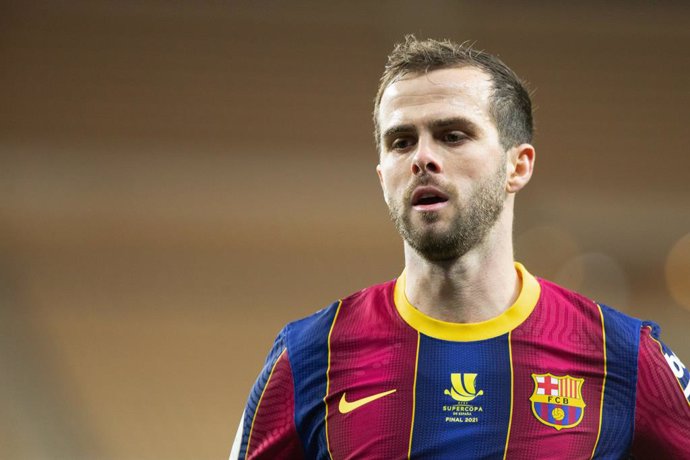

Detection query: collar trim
xmin=393 ymin=262 xmax=540 ymax=341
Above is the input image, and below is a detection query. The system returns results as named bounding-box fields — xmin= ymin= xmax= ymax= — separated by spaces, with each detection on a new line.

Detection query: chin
xmin=412 ymin=241 xmax=464 ymax=262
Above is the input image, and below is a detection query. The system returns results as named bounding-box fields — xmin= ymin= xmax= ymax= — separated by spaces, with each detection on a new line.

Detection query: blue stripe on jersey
xmin=239 ymin=329 xmax=287 ymax=459
xmin=286 ymin=300 xmax=340 ymax=459
xmin=593 ymin=304 xmax=641 ymax=458
xmin=411 ymin=333 xmax=511 ymax=459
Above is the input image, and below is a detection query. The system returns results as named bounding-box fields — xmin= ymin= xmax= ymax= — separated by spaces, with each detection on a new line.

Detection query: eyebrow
xmin=430 ymin=117 xmax=481 ymax=134
xmin=382 ymin=117 xmax=481 ymax=141
xmin=382 ymin=124 xmax=416 ymax=140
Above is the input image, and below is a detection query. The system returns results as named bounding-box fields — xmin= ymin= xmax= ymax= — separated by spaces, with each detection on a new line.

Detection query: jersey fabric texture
xmin=231 ymin=264 xmax=690 ymax=459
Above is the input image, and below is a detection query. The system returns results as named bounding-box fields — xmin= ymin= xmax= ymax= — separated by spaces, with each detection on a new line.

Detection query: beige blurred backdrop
xmin=1 ymin=1 xmax=689 ymax=459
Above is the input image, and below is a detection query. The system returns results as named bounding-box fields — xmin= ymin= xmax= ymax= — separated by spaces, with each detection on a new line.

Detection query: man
xmin=231 ymin=36 xmax=690 ymax=459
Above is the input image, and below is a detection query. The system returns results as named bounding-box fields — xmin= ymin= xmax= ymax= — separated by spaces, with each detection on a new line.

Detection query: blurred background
xmin=1 ymin=1 xmax=689 ymax=459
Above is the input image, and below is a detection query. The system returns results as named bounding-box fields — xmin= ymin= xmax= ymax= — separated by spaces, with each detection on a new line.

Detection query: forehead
xmin=378 ymin=66 xmax=495 ymax=131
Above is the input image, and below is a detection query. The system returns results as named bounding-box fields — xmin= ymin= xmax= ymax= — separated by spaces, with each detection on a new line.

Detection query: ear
xmin=506 ymin=143 xmax=535 ymax=193
xmin=375 ymin=163 xmax=389 ymax=204
xmin=376 ymin=163 xmax=384 ymax=186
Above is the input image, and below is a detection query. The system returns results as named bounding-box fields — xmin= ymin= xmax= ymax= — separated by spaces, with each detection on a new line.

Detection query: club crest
xmin=529 ymin=373 xmax=585 ymax=430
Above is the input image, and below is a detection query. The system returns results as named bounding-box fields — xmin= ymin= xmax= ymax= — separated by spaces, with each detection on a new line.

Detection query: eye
xmin=442 ymin=131 xmax=469 ymax=144
xmin=390 ymin=137 xmax=416 ymax=152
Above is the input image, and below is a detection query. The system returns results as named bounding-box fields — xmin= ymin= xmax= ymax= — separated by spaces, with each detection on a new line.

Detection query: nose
xmin=411 ymin=137 xmax=442 ymax=175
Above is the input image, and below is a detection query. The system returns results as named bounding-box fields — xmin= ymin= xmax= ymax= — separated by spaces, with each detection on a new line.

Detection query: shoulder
xmin=281 ymin=278 xmax=397 ymax=353
xmin=274 ymin=278 xmax=397 ymax=416
xmin=633 ymin=319 xmax=690 ymax=454
xmin=539 ymin=279 xmax=644 ymax=362
xmin=637 ymin=321 xmax=690 ymax=401
xmin=538 ymin=276 xmax=641 ymax=322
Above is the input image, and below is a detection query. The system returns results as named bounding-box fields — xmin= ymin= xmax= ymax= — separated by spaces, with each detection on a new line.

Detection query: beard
xmin=387 ymin=163 xmax=507 ymax=262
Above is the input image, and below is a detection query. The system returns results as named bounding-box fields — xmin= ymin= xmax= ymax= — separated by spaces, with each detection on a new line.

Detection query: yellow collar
xmin=393 ymin=262 xmax=540 ymax=341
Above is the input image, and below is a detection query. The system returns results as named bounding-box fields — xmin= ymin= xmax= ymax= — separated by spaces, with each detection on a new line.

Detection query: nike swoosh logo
xmin=338 ymin=389 xmax=397 ymax=414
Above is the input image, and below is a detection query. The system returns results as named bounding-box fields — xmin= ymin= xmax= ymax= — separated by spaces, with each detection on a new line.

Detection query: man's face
xmin=376 ymin=67 xmax=510 ymax=261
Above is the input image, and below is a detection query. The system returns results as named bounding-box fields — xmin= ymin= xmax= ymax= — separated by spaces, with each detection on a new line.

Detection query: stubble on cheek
xmin=386 ymin=188 xmax=462 ymax=261
xmin=384 ymin=163 xmax=507 ymax=262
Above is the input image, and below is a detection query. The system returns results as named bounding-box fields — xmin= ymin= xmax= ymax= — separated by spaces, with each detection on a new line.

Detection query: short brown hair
xmin=374 ymin=35 xmax=533 ymax=151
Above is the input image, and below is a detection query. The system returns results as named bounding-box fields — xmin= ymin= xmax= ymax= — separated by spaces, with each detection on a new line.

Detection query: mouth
xmin=411 ymin=186 xmax=449 ymax=211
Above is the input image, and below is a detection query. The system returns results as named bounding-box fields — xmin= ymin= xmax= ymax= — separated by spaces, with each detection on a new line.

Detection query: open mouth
xmin=415 ymin=195 xmax=447 ymax=205
xmin=411 ymin=187 xmax=449 ymax=210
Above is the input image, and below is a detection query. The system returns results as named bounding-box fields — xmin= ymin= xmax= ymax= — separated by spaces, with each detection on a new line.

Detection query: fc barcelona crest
xmin=529 ymin=373 xmax=586 ymax=430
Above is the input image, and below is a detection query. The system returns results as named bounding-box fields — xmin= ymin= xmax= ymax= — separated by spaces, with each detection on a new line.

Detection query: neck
xmin=402 ymin=206 xmax=519 ymax=323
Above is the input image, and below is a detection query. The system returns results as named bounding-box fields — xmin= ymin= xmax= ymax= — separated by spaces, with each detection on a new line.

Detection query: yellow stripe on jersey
xmin=246 ymin=347 xmax=287 ymax=457
xmin=324 ymin=300 xmax=343 ymax=460
xmin=590 ymin=304 xmax=608 ymax=459
xmin=407 ymin=331 xmax=420 ymax=459
xmin=502 ymin=331 xmax=515 ymax=460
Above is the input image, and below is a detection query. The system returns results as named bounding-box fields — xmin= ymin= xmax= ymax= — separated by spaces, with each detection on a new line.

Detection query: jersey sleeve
xmin=230 ymin=328 xmax=304 ymax=460
xmin=631 ymin=322 xmax=690 ymax=457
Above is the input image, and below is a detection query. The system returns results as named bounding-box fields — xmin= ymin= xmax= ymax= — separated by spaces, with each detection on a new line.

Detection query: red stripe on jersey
xmin=505 ymin=280 xmax=605 ymax=457
xmin=632 ymin=327 xmax=690 ymax=457
xmin=325 ymin=284 xmax=419 ymax=459
xmin=246 ymin=351 xmax=303 ymax=459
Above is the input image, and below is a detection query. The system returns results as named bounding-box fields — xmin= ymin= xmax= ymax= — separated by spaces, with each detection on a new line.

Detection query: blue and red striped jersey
xmin=231 ymin=264 xmax=690 ymax=459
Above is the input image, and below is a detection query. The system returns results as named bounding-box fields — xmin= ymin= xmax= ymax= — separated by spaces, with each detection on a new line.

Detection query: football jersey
xmin=231 ymin=263 xmax=690 ymax=459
